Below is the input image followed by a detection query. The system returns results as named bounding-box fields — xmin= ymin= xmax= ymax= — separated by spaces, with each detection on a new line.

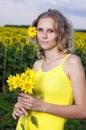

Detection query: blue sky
xmin=0 ymin=0 xmax=86 ymax=29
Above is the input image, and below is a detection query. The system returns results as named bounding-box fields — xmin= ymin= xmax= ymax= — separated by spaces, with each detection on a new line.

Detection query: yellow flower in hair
xmin=27 ymin=26 xmax=37 ymax=38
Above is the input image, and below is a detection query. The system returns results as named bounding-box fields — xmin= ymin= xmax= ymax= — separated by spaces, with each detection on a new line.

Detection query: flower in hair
xmin=27 ymin=26 xmax=37 ymax=38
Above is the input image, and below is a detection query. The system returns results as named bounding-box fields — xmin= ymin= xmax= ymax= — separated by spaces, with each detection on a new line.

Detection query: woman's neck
xmin=44 ymin=49 xmax=65 ymax=64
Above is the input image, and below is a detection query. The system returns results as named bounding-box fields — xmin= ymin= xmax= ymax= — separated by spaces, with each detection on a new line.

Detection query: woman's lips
xmin=40 ymin=41 xmax=49 ymax=44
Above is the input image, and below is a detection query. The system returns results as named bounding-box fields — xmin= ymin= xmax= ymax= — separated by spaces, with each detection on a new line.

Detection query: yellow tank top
xmin=16 ymin=54 xmax=73 ymax=130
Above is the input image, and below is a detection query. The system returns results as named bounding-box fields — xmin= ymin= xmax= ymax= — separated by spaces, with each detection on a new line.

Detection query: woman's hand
xmin=18 ymin=93 xmax=45 ymax=112
xmin=12 ymin=101 xmax=28 ymax=120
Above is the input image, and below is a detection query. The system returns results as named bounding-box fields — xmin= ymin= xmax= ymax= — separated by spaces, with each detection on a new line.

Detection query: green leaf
xmin=30 ymin=116 xmax=38 ymax=128
xmin=21 ymin=124 xmax=25 ymax=130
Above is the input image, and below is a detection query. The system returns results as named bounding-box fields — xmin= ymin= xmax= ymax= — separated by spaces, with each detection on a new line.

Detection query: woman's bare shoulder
xmin=33 ymin=59 xmax=43 ymax=71
xmin=63 ymin=54 xmax=85 ymax=81
xmin=66 ymin=54 xmax=84 ymax=75
xmin=67 ymin=54 xmax=82 ymax=65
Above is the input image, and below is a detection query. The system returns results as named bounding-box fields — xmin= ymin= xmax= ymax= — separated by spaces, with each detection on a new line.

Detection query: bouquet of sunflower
xmin=7 ymin=67 xmax=39 ymax=128
xmin=7 ymin=68 xmax=37 ymax=95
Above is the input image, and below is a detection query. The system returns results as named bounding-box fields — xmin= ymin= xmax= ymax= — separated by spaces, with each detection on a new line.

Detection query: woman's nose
xmin=42 ymin=31 xmax=47 ymax=38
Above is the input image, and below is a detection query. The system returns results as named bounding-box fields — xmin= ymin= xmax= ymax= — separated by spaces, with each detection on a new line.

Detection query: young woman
xmin=12 ymin=9 xmax=86 ymax=130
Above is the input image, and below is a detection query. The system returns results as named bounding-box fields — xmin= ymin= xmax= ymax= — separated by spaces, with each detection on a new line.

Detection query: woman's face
xmin=37 ymin=17 xmax=57 ymax=51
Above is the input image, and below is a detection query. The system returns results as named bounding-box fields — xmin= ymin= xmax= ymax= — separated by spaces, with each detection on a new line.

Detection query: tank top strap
xmin=60 ymin=54 xmax=71 ymax=66
xmin=39 ymin=59 xmax=44 ymax=68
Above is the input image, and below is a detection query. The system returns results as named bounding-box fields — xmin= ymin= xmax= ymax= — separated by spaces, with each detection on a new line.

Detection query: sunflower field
xmin=73 ymin=32 xmax=86 ymax=72
xmin=0 ymin=26 xmax=86 ymax=130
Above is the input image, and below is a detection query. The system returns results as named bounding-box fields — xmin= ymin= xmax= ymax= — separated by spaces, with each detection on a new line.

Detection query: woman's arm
xmin=43 ymin=55 xmax=86 ymax=119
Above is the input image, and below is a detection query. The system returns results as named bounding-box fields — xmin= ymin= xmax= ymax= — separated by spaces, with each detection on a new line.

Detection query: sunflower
xmin=7 ymin=68 xmax=36 ymax=94
xmin=27 ymin=26 xmax=37 ymax=38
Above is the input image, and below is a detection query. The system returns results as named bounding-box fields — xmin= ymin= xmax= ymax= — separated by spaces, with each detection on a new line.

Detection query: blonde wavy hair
xmin=32 ymin=9 xmax=73 ymax=58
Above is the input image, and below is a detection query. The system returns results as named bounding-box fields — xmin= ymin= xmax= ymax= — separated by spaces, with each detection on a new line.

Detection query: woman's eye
xmin=48 ymin=29 xmax=54 ymax=33
xmin=38 ymin=28 xmax=43 ymax=32
xmin=37 ymin=28 xmax=55 ymax=34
